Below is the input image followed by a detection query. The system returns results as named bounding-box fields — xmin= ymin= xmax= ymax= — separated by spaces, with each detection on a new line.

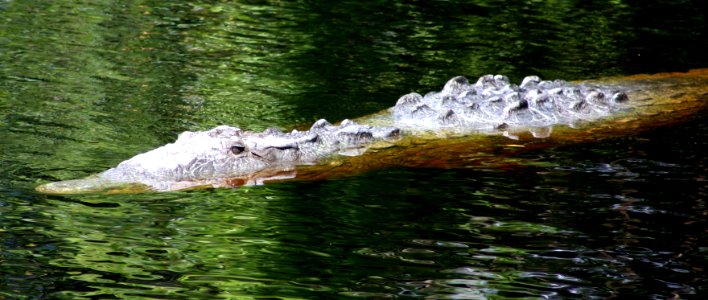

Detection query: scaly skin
xmin=36 ymin=69 xmax=708 ymax=194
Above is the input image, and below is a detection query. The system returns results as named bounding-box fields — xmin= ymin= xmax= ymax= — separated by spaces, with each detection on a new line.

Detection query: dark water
xmin=1 ymin=0 xmax=707 ymax=299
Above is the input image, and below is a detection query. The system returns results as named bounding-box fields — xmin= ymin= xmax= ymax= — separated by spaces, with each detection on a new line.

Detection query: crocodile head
xmin=100 ymin=120 xmax=400 ymax=191
xmin=99 ymin=125 xmax=305 ymax=184
xmin=37 ymin=119 xmax=400 ymax=193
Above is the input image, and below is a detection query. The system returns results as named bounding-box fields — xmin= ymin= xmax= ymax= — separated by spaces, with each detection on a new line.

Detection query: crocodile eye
xmin=230 ymin=144 xmax=246 ymax=155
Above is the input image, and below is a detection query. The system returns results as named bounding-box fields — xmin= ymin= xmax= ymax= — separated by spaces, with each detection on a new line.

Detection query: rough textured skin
xmin=39 ymin=72 xmax=675 ymax=194
xmin=390 ymin=75 xmax=628 ymax=136
xmin=98 ymin=119 xmax=400 ymax=191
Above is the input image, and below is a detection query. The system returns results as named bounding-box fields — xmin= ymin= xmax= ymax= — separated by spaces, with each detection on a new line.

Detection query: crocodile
xmin=36 ymin=69 xmax=708 ymax=194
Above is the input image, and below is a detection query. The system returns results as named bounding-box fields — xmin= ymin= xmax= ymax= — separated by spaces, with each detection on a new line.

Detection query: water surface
xmin=1 ymin=0 xmax=707 ymax=298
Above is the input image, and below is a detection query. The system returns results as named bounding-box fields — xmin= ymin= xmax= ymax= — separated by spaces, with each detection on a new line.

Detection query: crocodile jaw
xmin=35 ymin=176 xmax=154 ymax=194
xmin=36 ymin=120 xmax=400 ymax=193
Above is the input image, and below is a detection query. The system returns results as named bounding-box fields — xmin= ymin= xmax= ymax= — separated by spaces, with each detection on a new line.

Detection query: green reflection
xmin=35 ymin=187 xmax=344 ymax=298
xmin=177 ymin=1 xmax=317 ymax=130
xmin=39 ymin=191 xmax=266 ymax=298
xmin=1 ymin=0 xmax=707 ymax=298
xmin=0 ymin=0 xmax=202 ymax=190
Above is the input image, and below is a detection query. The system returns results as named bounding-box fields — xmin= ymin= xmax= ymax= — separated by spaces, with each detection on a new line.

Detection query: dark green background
xmin=1 ymin=1 xmax=706 ymax=298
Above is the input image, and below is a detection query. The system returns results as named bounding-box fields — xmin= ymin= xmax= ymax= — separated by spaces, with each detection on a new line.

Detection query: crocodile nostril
xmin=230 ymin=145 xmax=246 ymax=155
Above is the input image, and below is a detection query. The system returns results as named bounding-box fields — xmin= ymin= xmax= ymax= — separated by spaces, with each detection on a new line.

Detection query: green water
xmin=1 ymin=0 xmax=707 ymax=298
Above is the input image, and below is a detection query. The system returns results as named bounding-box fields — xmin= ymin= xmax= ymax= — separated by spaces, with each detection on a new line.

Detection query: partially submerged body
xmin=36 ymin=69 xmax=708 ymax=194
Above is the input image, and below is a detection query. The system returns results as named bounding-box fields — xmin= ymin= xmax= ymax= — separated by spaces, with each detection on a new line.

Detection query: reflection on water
xmin=1 ymin=0 xmax=707 ymax=299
